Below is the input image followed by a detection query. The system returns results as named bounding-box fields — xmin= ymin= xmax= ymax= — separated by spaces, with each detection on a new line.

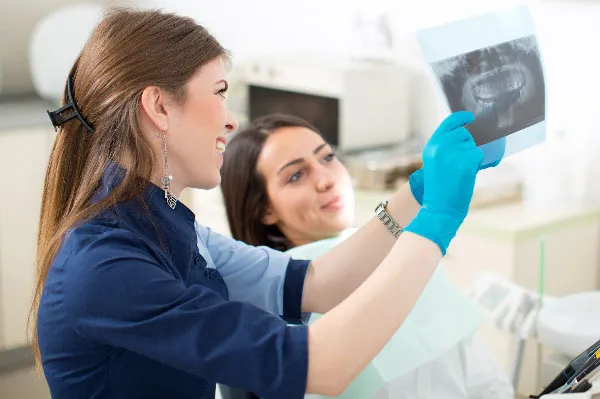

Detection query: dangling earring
xmin=160 ymin=132 xmax=178 ymax=210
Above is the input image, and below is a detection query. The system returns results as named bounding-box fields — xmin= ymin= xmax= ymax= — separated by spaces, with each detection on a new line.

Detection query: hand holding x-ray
xmin=417 ymin=6 xmax=546 ymax=168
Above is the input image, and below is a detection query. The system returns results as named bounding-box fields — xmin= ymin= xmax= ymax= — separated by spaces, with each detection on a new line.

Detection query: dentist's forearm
xmin=305 ymin=231 xmax=441 ymax=395
xmin=303 ymin=182 xmax=420 ymax=313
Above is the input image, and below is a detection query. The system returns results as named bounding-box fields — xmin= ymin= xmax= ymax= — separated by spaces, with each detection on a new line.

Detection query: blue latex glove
xmin=408 ymin=128 xmax=505 ymax=205
xmin=404 ymin=111 xmax=483 ymax=255
xmin=481 ymin=136 xmax=506 ymax=169
xmin=408 ymin=169 xmax=425 ymax=205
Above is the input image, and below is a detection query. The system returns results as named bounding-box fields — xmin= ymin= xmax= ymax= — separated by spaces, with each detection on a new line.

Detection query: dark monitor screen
xmin=248 ymin=85 xmax=340 ymax=147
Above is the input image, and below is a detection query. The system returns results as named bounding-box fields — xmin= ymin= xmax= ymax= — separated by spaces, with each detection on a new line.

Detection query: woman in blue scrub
xmin=32 ymin=8 xmax=492 ymax=399
xmin=220 ymin=114 xmax=513 ymax=399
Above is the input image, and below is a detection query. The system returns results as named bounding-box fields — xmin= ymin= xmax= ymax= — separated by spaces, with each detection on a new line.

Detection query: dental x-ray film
xmin=417 ymin=6 xmax=546 ymax=167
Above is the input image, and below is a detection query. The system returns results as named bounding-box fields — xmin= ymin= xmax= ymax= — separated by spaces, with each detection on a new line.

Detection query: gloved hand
xmin=408 ymin=125 xmax=505 ymax=205
xmin=408 ymin=168 xmax=425 ymax=205
xmin=404 ymin=111 xmax=483 ymax=255
xmin=481 ymin=136 xmax=506 ymax=169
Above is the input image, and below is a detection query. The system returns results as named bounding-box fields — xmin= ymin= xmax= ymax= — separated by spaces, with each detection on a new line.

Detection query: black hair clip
xmin=47 ymin=76 xmax=94 ymax=134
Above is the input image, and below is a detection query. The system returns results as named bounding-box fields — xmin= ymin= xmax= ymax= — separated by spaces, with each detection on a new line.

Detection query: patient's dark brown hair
xmin=221 ymin=114 xmax=320 ymax=251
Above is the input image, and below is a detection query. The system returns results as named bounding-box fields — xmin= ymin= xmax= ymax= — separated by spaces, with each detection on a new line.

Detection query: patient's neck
xmin=287 ymin=230 xmax=346 ymax=249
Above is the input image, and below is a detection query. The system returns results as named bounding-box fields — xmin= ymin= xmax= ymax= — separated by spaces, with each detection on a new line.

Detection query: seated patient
xmin=220 ymin=113 xmax=514 ymax=399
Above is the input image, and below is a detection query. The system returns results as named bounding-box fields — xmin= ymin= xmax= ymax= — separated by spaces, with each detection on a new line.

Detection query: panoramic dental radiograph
xmin=431 ymin=35 xmax=545 ymax=146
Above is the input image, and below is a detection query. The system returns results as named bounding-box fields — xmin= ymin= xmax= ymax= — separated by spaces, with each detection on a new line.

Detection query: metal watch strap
xmin=374 ymin=200 xmax=403 ymax=238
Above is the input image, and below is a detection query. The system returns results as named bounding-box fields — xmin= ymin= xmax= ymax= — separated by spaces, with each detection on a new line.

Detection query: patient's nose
xmin=315 ymin=165 xmax=334 ymax=192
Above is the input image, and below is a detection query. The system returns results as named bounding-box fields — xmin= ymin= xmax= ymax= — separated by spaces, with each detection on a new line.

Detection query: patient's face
xmin=257 ymin=126 xmax=354 ymax=247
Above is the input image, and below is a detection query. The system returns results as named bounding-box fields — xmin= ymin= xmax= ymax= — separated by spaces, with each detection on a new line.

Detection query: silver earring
xmin=160 ymin=132 xmax=178 ymax=210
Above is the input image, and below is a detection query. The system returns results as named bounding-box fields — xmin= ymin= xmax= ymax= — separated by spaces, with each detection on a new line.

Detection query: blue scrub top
xmin=38 ymin=164 xmax=310 ymax=399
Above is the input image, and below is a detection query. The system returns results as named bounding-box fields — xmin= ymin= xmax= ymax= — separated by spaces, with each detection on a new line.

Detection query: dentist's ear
xmin=139 ymin=86 xmax=173 ymax=132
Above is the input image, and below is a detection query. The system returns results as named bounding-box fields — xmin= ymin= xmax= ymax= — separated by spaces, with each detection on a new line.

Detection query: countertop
xmin=192 ymin=186 xmax=600 ymax=242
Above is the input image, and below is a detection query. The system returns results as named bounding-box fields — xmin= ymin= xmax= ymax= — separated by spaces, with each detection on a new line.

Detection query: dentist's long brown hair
xmin=31 ymin=8 xmax=226 ymax=364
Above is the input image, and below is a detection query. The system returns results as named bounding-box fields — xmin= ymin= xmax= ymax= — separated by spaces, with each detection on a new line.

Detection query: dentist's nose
xmin=225 ymin=109 xmax=238 ymax=133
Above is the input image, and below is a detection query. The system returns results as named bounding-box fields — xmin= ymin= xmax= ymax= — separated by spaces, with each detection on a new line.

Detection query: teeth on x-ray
xmin=432 ymin=35 xmax=545 ymax=146
xmin=464 ymin=62 xmax=534 ymax=128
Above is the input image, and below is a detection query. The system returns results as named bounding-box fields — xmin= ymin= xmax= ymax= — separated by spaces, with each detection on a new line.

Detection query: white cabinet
xmin=445 ymin=204 xmax=600 ymax=296
xmin=0 ymin=125 xmax=54 ymax=349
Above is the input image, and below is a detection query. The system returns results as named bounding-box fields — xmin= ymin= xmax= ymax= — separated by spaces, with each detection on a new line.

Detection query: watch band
xmin=374 ymin=200 xmax=403 ymax=238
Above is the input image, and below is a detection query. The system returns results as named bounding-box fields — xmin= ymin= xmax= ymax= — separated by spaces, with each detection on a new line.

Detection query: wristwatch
xmin=374 ymin=200 xmax=403 ymax=238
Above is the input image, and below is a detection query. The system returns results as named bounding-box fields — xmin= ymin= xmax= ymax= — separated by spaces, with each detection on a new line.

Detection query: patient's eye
xmin=287 ymin=170 xmax=303 ymax=183
xmin=323 ymin=152 xmax=335 ymax=163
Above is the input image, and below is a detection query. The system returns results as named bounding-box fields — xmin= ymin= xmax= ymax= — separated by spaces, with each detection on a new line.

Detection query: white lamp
xmin=29 ymin=3 xmax=102 ymax=105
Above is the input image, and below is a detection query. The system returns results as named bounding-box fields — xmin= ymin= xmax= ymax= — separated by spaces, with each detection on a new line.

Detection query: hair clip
xmin=47 ymin=76 xmax=94 ymax=134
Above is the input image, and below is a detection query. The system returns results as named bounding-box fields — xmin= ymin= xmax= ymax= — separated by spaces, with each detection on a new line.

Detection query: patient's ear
xmin=261 ymin=206 xmax=279 ymax=225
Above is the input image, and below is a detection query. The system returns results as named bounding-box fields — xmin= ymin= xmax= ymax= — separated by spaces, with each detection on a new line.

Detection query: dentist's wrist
xmin=384 ymin=183 xmax=422 ymax=233
xmin=403 ymin=207 xmax=464 ymax=256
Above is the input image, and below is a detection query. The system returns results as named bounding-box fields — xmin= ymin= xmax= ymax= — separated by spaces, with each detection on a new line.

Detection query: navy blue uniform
xmin=38 ymin=164 xmax=310 ymax=398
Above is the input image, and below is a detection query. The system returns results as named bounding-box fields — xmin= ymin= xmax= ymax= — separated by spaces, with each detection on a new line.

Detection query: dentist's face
xmin=166 ymin=57 xmax=238 ymax=190
xmin=257 ymin=127 xmax=354 ymax=247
